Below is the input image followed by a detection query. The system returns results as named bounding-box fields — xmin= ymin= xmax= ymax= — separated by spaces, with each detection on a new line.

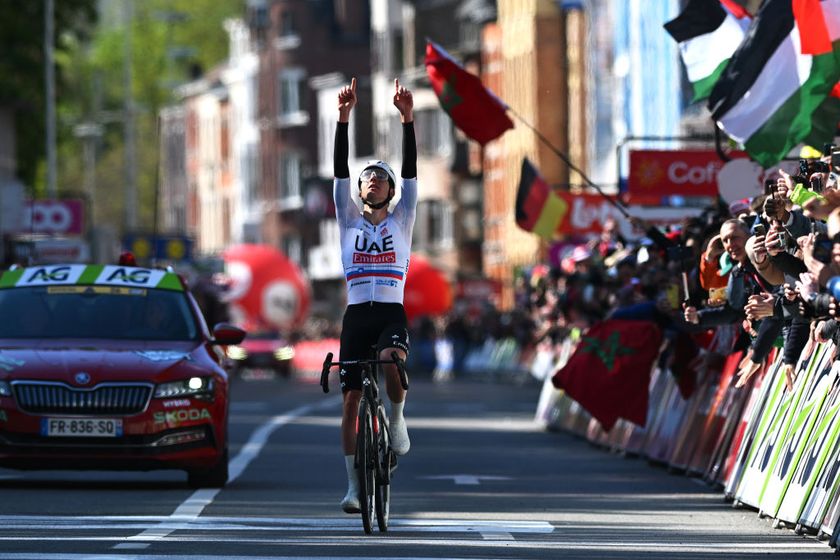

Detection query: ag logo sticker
xmin=19 ymin=265 xmax=85 ymax=286
xmin=97 ymin=266 xmax=166 ymax=287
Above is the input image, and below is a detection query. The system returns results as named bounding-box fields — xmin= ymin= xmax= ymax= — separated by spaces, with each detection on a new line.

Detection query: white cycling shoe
xmin=341 ymin=488 xmax=361 ymax=514
xmin=390 ymin=418 xmax=410 ymax=456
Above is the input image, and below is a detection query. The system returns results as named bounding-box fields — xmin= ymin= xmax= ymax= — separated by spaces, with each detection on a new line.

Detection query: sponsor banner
xmin=720 ymin=357 xmax=777 ymax=492
xmin=627 ymin=150 xmax=747 ymax=199
xmin=734 ymin=344 xmax=827 ymax=508
xmin=643 ymin=377 xmax=691 ymax=464
xmin=22 ymin=199 xmax=84 ymax=235
xmin=291 ymin=338 xmax=340 ymax=376
xmin=788 ymin=369 xmax=840 ymax=528
xmin=724 ymin=352 xmax=782 ymax=494
xmin=686 ymin=351 xmax=743 ymax=475
xmin=758 ymin=348 xmax=836 ymax=518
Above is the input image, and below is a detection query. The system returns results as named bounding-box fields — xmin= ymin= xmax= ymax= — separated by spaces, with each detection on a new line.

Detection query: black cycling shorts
xmin=339 ymin=302 xmax=410 ymax=392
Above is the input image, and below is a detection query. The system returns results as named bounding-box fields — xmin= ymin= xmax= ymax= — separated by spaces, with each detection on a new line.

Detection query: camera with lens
xmin=814 ymin=161 xmax=830 ymax=174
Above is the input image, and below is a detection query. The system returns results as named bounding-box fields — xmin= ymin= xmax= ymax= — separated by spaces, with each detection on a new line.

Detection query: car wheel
xmin=187 ymin=446 xmax=229 ymax=488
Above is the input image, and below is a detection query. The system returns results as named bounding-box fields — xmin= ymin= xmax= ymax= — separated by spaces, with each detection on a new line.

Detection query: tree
xmin=0 ymin=0 xmax=97 ymax=191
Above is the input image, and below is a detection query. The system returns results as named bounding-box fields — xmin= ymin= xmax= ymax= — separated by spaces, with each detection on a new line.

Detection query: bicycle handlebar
xmin=319 ymin=351 xmax=409 ymax=393
xmin=320 ymin=352 xmax=333 ymax=393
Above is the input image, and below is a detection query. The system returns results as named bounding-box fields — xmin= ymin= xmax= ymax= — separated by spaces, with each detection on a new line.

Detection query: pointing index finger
xmin=395 ymin=78 xmax=400 ymax=92
xmin=350 ymin=77 xmax=357 ymax=92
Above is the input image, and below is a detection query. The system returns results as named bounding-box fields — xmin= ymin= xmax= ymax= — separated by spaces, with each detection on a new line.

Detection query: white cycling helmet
xmin=359 ymin=160 xmax=397 ymax=189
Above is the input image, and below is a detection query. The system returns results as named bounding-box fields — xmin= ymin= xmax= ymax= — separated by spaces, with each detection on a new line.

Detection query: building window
xmin=279 ymin=11 xmax=295 ymax=36
xmin=276 ymin=68 xmax=308 ymax=126
xmin=415 ymin=108 xmax=452 ymax=157
xmin=419 ymin=199 xmax=453 ymax=248
xmin=284 ymin=235 xmax=302 ymax=265
xmin=279 ymin=152 xmax=303 ymax=208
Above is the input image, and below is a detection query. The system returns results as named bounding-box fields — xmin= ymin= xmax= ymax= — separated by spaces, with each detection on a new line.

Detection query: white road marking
xmin=420 ymin=474 xmax=512 ymax=485
xmin=0 ymin=515 xmax=552 ymax=534
xmin=0 ymin=538 xmax=829 ymax=554
xmin=115 ymin=396 xmax=342 ymax=548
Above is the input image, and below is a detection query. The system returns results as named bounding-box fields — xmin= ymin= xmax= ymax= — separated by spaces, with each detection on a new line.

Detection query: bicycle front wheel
xmin=357 ymin=398 xmax=376 ymax=535
xmin=375 ymin=404 xmax=391 ymax=532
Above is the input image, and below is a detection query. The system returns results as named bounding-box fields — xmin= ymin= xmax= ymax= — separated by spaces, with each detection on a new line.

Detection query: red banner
xmin=627 ymin=150 xmax=746 ymax=199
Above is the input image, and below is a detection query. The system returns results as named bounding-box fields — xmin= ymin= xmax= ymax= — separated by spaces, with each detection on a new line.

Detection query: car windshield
xmin=0 ymin=286 xmax=199 ymax=341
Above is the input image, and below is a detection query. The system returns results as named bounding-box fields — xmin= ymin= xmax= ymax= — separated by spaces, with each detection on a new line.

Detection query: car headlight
xmin=154 ymin=376 xmax=214 ymax=398
xmin=227 ymin=345 xmax=247 ymax=360
xmin=0 ymin=381 xmax=10 ymax=397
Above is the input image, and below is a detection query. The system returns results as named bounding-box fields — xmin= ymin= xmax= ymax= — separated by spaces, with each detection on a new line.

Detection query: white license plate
xmin=41 ymin=418 xmax=123 ymax=437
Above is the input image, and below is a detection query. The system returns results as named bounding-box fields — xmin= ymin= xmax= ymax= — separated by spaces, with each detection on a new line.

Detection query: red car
xmin=0 ymin=263 xmax=245 ymax=487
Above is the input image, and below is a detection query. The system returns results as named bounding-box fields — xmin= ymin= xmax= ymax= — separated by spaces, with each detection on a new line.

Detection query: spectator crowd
xmin=411 ymin=150 xmax=840 ymax=388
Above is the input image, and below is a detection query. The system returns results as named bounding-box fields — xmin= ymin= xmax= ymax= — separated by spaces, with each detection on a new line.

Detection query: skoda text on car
xmin=0 ymin=264 xmax=245 ymax=487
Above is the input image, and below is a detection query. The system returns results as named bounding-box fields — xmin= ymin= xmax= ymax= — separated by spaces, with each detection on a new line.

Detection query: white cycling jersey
xmin=333 ymin=176 xmax=417 ymax=305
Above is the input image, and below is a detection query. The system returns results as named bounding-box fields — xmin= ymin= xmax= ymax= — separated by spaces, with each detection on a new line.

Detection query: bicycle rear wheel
xmin=357 ymin=398 xmax=376 ymax=534
xmin=375 ymin=404 xmax=391 ymax=532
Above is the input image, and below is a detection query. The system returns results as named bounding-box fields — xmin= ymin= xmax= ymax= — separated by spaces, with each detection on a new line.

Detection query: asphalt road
xmin=0 ymin=370 xmax=833 ymax=560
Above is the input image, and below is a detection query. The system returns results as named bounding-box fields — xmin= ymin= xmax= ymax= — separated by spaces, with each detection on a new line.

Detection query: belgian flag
xmin=515 ymin=158 xmax=568 ymax=240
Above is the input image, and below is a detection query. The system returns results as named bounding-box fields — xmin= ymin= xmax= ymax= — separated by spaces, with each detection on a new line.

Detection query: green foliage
xmin=0 ymin=0 xmax=97 ymax=192
xmin=57 ymin=0 xmax=244 ymax=234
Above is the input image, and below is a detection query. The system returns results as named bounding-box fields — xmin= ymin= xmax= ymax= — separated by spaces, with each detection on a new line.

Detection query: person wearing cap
xmin=333 ymin=76 xmax=416 ymax=514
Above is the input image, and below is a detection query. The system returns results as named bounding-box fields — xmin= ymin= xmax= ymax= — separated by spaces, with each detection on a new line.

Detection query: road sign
xmin=122 ymin=234 xmax=193 ymax=262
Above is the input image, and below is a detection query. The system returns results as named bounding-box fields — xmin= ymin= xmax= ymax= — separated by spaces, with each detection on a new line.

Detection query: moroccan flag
xmin=424 ymin=40 xmax=514 ymax=145
xmin=515 ymin=158 xmax=568 ymax=240
xmin=552 ymin=320 xmax=663 ymax=431
xmin=664 ymin=0 xmax=750 ymax=101
xmin=708 ymin=0 xmax=840 ymax=168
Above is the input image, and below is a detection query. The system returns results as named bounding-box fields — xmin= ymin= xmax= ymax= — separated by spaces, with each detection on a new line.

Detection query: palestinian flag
xmin=664 ymin=0 xmax=750 ymax=102
xmin=708 ymin=0 xmax=840 ymax=168
xmin=515 ymin=159 xmax=568 ymax=240
xmin=425 ymin=40 xmax=514 ymax=145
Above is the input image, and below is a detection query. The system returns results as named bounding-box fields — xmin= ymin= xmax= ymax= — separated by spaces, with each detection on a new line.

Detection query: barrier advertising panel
xmin=733 ymin=344 xmax=825 ymax=508
xmin=783 ymin=367 xmax=840 ymax=527
xmin=759 ymin=354 xmax=837 ymax=519
xmin=724 ymin=357 xmax=782 ymax=496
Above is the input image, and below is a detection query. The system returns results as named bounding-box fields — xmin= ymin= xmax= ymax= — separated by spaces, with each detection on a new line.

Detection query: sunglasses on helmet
xmin=360 ymin=168 xmax=390 ymax=182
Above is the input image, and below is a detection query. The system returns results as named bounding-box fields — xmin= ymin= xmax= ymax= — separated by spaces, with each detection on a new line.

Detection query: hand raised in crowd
xmin=745 ymin=292 xmax=774 ymax=321
xmin=764 ymin=224 xmax=785 ymax=256
xmin=795 ymin=272 xmax=819 ymax=302
xmin=735 ymin=356 xmax=761 ymax=388
xmin=683 ymin=304 xmax=699 ymax=325
xmin=338 ymin=77 xmax=357 ymax=120
xmin=777 ymin=169 xmax=794 ymax=199
xmin=807 ymin=189 xmax=840 ymax=221
xmin=752 ymin=232 xmax=769 ymax=263
xmin=704 ymin=234 xmax=724 ymax=263
xmin=392 ymin=78 xmax=413 ymax=122
xmin=798 ymin=233 xmax=826 ymax=278
xmin=782 ymin=364 xmax=797 ymax=391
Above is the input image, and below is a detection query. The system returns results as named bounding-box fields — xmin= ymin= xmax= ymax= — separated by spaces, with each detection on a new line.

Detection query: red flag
xmin=552 ymin=320 xmax=663 ymax=431
xmin=515 ymin=159 xmax=569 ymax=240
xmin=424 ymin=40 xmax=514 ymax=145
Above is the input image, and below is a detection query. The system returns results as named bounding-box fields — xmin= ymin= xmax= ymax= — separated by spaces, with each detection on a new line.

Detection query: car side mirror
xmin=211 ymin=323 xmax=247 ymax=345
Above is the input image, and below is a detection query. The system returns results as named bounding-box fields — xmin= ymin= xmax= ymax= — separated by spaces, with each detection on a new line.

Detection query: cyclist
xmin=334 ymin=76 xmax=416 ymax=513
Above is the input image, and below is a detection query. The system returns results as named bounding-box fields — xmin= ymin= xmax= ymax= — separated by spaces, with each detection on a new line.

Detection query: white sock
xmin=390 ymin=400 xmax=405 ymax=423
xmin=344 ymin=454 xmax=358 ymax=492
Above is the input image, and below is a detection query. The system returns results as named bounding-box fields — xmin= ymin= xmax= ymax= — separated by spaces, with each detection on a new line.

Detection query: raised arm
xmin=334 ymin=77 xmax=356 ymax=179
xmin=393 ymin=78 xmax=416 ymax=180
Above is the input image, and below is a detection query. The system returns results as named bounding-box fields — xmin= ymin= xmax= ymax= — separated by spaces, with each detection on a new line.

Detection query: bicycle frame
xmin=320 ymin=350 xmax=408 ymax=533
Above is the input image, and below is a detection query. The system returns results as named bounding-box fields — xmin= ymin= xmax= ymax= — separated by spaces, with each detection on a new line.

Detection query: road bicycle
xmin=320 ymin=349 xmax=409 ymax=534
